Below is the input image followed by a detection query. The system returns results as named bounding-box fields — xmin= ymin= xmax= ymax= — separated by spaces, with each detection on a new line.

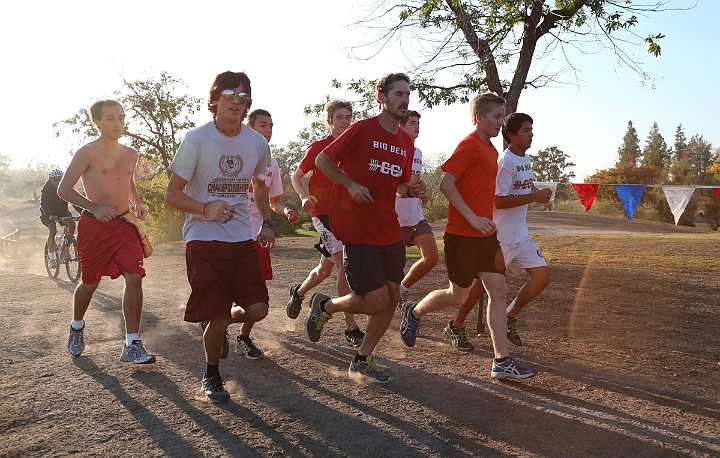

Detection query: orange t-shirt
xmin=441 ymin=132 xmax=499 ymax=237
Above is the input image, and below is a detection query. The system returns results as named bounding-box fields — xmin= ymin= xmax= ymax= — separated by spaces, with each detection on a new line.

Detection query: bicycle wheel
xmin=44 ymin=242 xmax=60 ymax=278
xmin=65 ymin=238 xmax=81 ymax=283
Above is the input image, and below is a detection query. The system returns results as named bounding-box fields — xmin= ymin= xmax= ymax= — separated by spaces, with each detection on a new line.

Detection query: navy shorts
xmin=401 ymin=219 xmax=434 ymax=247
xmin=343 ymin=241 xmax=406 ymax=294
xmin=444 ymin=232 xmax=505 ymax=288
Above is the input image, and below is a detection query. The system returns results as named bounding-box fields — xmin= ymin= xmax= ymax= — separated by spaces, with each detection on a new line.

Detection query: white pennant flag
xmin=662 ymin=186 xmax=695 ymax=225
xmin=534 ymin=182 xmax=558 ymax=208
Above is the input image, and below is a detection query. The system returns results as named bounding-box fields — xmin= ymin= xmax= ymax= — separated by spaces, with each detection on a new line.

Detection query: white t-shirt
xmin=168 ymin=121 xmax=270 ymax=243
xmin=494 ymin=148 xmax=533 ymax=245
xmin=247 ymin=157 xmax=284 ymax=240
xmin=395 ymin=147 xmax=424 ymax=227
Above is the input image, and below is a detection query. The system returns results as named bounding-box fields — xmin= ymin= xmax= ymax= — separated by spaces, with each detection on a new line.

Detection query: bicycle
xmin=45 ymin=216 xmax=81 ymax=282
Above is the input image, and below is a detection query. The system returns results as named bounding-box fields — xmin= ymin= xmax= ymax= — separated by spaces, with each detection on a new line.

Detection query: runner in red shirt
xmin=287 ymin=100 xmax=365 ymax=347
xmin=305 ymin=73 xmax=426 ymax=383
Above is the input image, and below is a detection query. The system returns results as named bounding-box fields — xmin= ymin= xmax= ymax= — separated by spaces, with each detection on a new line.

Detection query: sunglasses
xmin=220 ymin=89 xmax=251 ymax=104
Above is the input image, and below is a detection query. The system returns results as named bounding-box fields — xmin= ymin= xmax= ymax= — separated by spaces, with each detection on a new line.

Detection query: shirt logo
xmin=219 ymin=155 xmax=244 ymax=177
xmin=369 ymin=159 xmax=402 ymax=177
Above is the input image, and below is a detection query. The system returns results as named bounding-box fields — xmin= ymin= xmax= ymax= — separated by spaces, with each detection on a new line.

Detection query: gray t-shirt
xmin=169 ymin=121 xmax=270 ymax=243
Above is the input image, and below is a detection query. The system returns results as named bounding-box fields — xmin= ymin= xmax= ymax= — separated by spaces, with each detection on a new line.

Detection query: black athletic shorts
xmin=401 ymin=219 xmax=434 ymax=247
xmin=444 ymin=232 xmax=505 ymax=288
xmin=343 ymin=241 xmax=406 ymax=295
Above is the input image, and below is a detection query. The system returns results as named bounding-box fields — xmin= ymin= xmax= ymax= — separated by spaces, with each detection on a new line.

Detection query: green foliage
xmin=587 ymin=198 xmax=621 ymax=216
xmin=673 ymin=124 xmax=687 ymax=161
xmin=134 ymin=170 xmax=184 ymax=243
xmin=680 ymin=134 xmax=714 ymax=185
xmin=617 ymin=120 xmax=641 ymax=166
xmin=641 ymin=122 xmax=670 ymax=168
xmin=2 ymin=159 xmax=61 ymax=200
xmin=346 ymin=1 xmax=674 ymax=113
xmin=530 ymin=146 xmax=576 ymax=183
xmin=421 ymin=153 xmax=448 ymax=222
xmin=53 ymin=71 xmax=202 ymax=174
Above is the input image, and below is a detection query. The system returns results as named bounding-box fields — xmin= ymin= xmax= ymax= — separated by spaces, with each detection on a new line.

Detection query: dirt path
xmin=1 ymin=211 xmax=719 ymax=457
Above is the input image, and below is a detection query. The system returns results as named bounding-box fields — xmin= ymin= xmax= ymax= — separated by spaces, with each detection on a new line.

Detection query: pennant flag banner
xmin=615 ymin=185 xmax=646 ymax=220
xmin=572 ymin=183 xmax=599 ymax=212
xmin=534 ymin=182 xmax=558 ymax=208
xmin=662 ymin=187 xmax=696 ymax=225
xmin=714 ymin=187 xmax=720 ymax=204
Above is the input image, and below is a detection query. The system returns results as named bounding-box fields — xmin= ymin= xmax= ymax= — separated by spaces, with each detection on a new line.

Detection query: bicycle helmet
xmin=49 ymin=169 xmax=64 ymax=177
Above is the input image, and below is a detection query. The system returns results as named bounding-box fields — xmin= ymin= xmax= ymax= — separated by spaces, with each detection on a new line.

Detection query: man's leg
xmin=400 ymin=233 xmax=439 ymax=289
xmin=453 ymin=279 xmax=485 ymax=328
xmin=67 ymin=280 xmax=99 ymax=357
xmin=234 ymin=305 xmax=267 ymax=360
xmin=480 ymin=272 xmax=509 ymax=359
xmin=297 ymin=256 xmax=334 ymax=297
xmin=331 ymin=250 xmax=359 ymax=330
xmin=202 ymin=317 xmax=231 ymax=403
xmin=507 ymin=266 xmax=550 ymax=317
xmin=120 ymin=272 xmax=156 ymax=363
xmin=401 ymin=281 xmax=470 ymax=348
xmin=47 ymin=223 xmax=58 ymax=253
xmin=412 ymin=281 xmax=469 ymax=319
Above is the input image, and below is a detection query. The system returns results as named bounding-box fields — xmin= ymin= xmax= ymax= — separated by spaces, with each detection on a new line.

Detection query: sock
xmin=319 ymin=298 xmax=329 ymax=314
xmin=71 ymin=319 xmax=84 ymax=331
xmin=126 ymin=333 xmax=139 ymax=346
xmin=506 ymin=299 xmax=517 ymax=315
xmin=399 ymin=282 xmax=409 ymax=294
xmin=410 ymin=311 xmax=420 ymax=321
xmin=48 ymin=252 xmax=55 ymax=261
xmin=354 ymin=353 xmax=367 ymax=363
xmin=495 ymin=356 xmax=509 ymax=364
xmin=206 ymin=363 xmax=220 ymax=379
xmin=238 ymin=335 xmax=250 ymax=343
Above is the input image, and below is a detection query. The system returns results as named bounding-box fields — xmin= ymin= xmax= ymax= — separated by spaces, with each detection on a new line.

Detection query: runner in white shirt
xmin=234 ymin=109 xmax=299 ymax=359
xmin=395 ymin=111 xmax=438 ymax=309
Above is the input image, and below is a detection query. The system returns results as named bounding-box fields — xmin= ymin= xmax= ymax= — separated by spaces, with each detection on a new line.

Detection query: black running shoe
xmin=286 ymin=284 xmax=304 ymax=319
xmin=344 ymin=325 xmax=365 ymax=347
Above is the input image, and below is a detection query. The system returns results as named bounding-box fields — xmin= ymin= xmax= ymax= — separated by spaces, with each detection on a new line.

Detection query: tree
xmin=343 ymin=1 xmax=679 ymax=113
xmin=641 ymin=122 xmax=669 ymax=168
xmin=681 ymin=134 xmax=714 ymax=185
xmin=673 ymin=124 xmax=687 ymax=161
xmin=617 ymin=120 xmax=641 ymax=166
xmin=53 ymin=71 xmax=203 ymax=174
xmin=530 ymin=146 xmax=575 ymax=182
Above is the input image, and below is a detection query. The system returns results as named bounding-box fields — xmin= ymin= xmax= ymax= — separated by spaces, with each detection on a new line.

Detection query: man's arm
xmin=495 ymin=188 xmax=552 ymax=209
xmin=315 ymin=152 xmax=373 ymax=203
xmin=164 ymin=173 xmax=234 ymax=222
xmin=439 ymin=172 xmax=496 ymax=235
xmin=269 ymin=196 xmax=298 ymax=224
xmin=291 ymin=168 xmax=317 ymax=210
xmin=252 ymin=177 xmax=275 ymax=249
xmin=128 ymin=156 xmax=148 ymax=219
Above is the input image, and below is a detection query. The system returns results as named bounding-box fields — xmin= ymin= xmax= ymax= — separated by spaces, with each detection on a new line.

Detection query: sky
xmin=1 ymin=0 xmax=716 ymax=181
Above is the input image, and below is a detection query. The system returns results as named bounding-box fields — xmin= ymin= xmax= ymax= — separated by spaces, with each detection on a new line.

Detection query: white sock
xmin=71 ymin=319 xmax=84 ymax=331
xmin=400 ymin=282 xmax=409 ymax=294
xmin=506 ymin=299 xmax=517 ymax=315
xmin=126 ymin=333 xmax=139 ymax=346
xmin=49 ymin=252 xmax=55 ymax=260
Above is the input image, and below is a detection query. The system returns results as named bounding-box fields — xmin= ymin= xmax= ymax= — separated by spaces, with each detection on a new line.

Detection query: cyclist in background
xmin=40 ymin=169 xmax=75 ymax=269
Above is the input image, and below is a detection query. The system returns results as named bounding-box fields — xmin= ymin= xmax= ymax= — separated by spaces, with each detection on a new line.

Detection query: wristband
xmin=405 ymin=187 xmax=413 ymax=198
xmin=262 ymin=224 xmax=275 ymax=230
xmin=201 ymin=202 xmax=210 ymax=219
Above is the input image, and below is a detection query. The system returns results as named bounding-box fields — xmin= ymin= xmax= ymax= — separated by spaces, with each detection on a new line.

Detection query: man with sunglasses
xmin=305 ymin=73 xmax=426 ymax=383
xmin=165 ymin=71 xmax=274 ymax=404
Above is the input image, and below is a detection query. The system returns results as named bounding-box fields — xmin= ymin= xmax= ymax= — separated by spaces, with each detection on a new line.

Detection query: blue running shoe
xmin=491 ymin=356 xmax=537 ymax=379
xmin=305 ymin=292 xmax=332 ymax=342
xmin=202 ymin=374 xmax=230 ymax=403
xmin=400 ymin=301 xmax=421 ymax=347
xmin=348 ymin=355 xmax=391 ymax=383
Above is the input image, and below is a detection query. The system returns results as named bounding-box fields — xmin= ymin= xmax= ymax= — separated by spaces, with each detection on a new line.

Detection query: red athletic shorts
xmin=76 ymin=213 xmax=145 ymax=284
xmin=184 ymin=240 xmax=269 ymax=322
xmin=253 ymin=240 xmax=273 ymax=281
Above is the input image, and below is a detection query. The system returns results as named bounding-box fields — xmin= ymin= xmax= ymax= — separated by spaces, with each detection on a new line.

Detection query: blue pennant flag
xmin=615 ymin=185 xmax=646 ymax=220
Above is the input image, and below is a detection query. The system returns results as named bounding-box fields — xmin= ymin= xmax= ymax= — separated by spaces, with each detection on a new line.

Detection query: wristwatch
xmin=262 ymin=218 xmax=275 ymax=227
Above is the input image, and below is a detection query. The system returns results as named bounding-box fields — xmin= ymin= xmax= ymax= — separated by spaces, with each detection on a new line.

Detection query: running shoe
xmin=305 ymin=292 xmax=331 ymax=342
xmin=491 ymin=356 xmax=537 ymax=379
xmin=507 ymin=316 xmax=523 ymax=347
xmin=47 ymin=258 xmax=57 ymax=269
xmin=344 ymin=325 xmax=365 ymax=347
xmin=400 ymin=301 xmax=421 ymax=347
xmin=443 ymin=321 xmax=475 ymax=351
xmin=200 ymin=321 xmax=230 ymax=359
xmin=286 ymin=284 xmax=304 ymax=319
xmin=397 ymin=288 xmax=409 ymax=311
xmin=234 ymin=336 xmax=265 ymax=360
xmin=120 ymin=340 xmax=157 ymax=364
xmin=202 ymin=374 xmax=230 ymax=403
xmin=67 ymin=325 xmax=85 ymax=357
xmin=348 ymin=355 xmax=391 ymax=383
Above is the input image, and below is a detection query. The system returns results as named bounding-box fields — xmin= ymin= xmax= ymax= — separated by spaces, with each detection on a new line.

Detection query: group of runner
xmin=55 ymin=69 xmax=551 ymax=404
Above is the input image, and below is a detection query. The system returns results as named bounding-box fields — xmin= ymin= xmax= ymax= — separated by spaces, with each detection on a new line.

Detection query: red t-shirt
xmin=298 ymin=135 xmax=335 ymax=217
xmin=323 ymin=117 xmax=414 ymax=245
xmin=442 ymin=132 xmax=499 ymax=237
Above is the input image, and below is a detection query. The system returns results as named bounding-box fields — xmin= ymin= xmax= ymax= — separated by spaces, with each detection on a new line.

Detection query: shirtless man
xmin=58 ymin=99 xmax=155 ymax=364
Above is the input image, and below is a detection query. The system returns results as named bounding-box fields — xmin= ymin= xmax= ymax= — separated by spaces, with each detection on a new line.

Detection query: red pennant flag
xmin=714 ymin=187 xmax=720 ymax=204
xmin=572 ymin=183 xmax=600 ymax=211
